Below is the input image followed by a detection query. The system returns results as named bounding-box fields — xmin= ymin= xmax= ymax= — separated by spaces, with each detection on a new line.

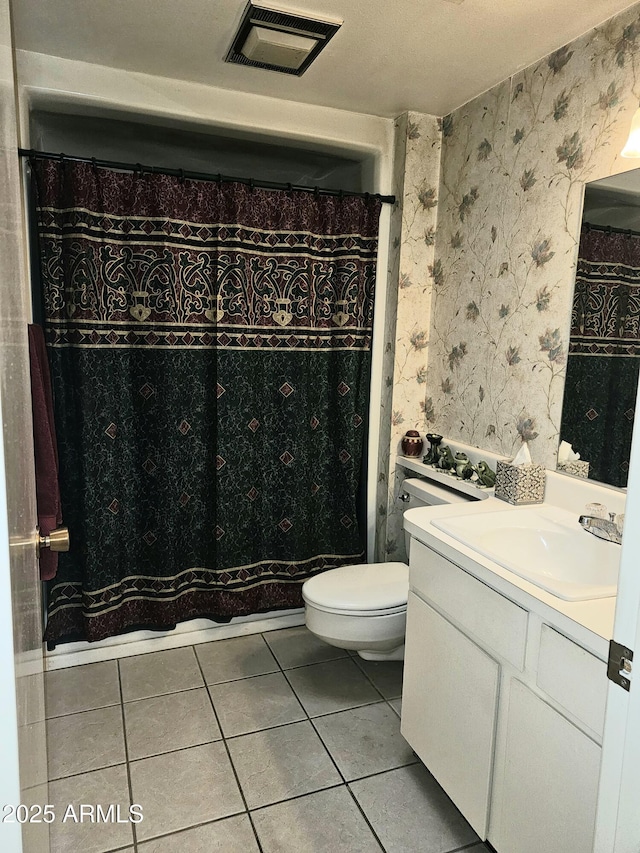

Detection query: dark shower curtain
xmin=561 ymin=224 xmax=640 ymax=487
xmin=31 ymin=157 xmax=380 ymax=645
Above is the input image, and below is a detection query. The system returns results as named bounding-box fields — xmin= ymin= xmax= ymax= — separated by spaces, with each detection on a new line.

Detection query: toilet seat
xmin=302 ymin=562 xmax=408 ymax=616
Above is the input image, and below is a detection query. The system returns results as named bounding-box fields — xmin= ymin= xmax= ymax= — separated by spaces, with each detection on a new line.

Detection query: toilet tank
xmin=401 ymin=477 xmax=476 ymax=556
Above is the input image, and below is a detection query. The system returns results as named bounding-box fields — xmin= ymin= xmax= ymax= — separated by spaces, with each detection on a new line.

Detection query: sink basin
xmin=432 ymin=506 xmax=619 ymax=601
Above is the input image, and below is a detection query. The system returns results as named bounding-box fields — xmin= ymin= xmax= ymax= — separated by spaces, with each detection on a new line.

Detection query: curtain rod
xmin=18 ymin=148 xmax=396 ymax=205
xmin=583 ymin=220 xmax=640 ymax=240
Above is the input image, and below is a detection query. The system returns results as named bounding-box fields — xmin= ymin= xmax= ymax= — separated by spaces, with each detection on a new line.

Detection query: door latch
xmin=607 ymin=639 xmax=633 ymax=691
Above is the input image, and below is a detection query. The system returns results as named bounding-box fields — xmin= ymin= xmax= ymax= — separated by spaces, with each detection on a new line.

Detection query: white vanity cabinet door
xmin=536 ymin=624 xmax=607 ymax=739
xmin=401 ymin=591 xmax=499 ymax=838
xmin=492 ymin=679 xmax=600 ymax=853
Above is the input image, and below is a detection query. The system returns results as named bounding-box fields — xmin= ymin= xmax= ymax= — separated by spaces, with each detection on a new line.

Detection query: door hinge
xmin=607 ymin=639 xmax=633 ymax=691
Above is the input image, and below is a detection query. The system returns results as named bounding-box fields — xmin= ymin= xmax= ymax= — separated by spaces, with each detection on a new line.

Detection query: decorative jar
xmin=401 ymin=430 xmax=423 ymax=458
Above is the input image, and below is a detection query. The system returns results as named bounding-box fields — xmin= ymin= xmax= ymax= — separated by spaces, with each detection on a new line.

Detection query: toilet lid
xmin=302 ymin=562 xmax=409 ymax=612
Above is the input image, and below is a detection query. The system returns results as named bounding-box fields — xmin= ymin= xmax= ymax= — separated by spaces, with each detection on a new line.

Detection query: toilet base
xmin=304 ymin=603 xmax=406 ymax=661
xmin=357 ymin=645 xmax=405 ymax=662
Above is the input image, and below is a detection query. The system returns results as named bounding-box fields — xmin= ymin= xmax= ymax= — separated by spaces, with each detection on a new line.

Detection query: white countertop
xmin=404 ymin=498 xmax=616 ymax=661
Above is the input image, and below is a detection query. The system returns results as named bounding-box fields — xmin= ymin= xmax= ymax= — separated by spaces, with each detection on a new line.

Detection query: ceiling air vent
xmin=226 ymin=3 xmax=342 ymax=76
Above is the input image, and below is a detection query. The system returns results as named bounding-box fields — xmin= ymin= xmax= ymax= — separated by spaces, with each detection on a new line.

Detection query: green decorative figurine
xmin=454 ymin=452 xmax=473 ymax=479
xmin=437 ymin=445 xmax=456 ymax=471
xmin=474 ymin=460 xmax=496 ymax=488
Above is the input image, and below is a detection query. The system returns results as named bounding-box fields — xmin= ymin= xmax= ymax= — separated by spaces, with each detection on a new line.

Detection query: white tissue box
xmin=557 ymin=460 xmax=590 ymax=479
xmin=495 ymin=461 xmax=546 ymax=505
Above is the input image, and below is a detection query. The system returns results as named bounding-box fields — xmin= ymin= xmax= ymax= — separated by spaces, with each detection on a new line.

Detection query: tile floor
xmin=44 ymin=626 xmax=492 ymax=853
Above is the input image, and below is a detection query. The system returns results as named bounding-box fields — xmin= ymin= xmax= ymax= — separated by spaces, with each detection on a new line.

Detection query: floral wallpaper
xmin=376 ymin=112 xmax=441 ymax=560
xmin=426 ymin=2 xmax=640 ymax=471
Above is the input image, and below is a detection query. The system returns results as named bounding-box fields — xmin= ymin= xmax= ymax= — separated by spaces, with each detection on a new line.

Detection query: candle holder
xmin=423 ymin=433 xmax=442 ymax=465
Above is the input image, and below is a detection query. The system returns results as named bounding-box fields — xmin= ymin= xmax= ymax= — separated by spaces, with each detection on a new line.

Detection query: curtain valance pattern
xmin=32 ymin=159 xmax=380 ymax=644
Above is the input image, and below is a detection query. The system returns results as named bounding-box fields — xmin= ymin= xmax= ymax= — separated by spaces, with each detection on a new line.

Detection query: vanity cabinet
xmin=492 ymin=680 xmax=600 ymax=853
xmin=402 ymin=538 xmax=608 ymax=853
xmin=402 ymin=592 xmax=499 ymax=837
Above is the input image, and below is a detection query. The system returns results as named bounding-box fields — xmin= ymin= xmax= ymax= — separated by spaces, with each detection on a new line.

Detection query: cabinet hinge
xmin=607 ymin=640 xmax=634 ymax=691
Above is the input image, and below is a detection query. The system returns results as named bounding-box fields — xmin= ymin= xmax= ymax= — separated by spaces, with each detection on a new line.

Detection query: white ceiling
xmin=10 ymin=0 xmax=639 ymax=118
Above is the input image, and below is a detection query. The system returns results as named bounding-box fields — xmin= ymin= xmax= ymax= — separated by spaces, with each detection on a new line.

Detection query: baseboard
xmin=45 ymin=609 xmax=306 ymax=671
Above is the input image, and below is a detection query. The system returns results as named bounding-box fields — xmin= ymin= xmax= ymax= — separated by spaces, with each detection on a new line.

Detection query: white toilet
xmin=302 ymin=477 xmax=475 ymax=660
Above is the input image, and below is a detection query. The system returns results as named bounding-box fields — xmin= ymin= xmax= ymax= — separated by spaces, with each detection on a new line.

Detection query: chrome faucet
xmin=578 ymin=511 xmax=622 ymax=545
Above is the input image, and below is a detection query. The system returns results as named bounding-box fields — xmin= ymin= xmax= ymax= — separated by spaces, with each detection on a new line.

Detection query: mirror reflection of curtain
xmin=561 ymin=224 xmax=640 ymax=488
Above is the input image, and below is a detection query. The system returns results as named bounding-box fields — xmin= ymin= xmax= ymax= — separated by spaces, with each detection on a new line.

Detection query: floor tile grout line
xmin=48 ymin=763 xmax=129 ymax=786
xmin=239 ymin=758 xmax=422 ymax=817
xmin=256 ymin=630 xmax=282 ymax=670
xmin=46 ymin=683 xmax=214 ymax=719
xmin=48 ymin=758 xmax=130 ymax=784
xmin=122 ymin=681 xmax=206 ymax=703
xmin=122 ymin=734 xmax=225 ymax=764
xmin=349 ymin=655 xmax=401 ymax=704
xmin=45 ymin=699 xmax=122 ymax=721
xmin=346 ymin=759 xmax=421 ymax=787
xmin=221 ymin=698 xmax=387 ymax=740
xmin=279 ymin=655 xmax=350 ymax=670
xmin=122 ymin=684 xmax=208 ymax=705
xmin=277 ymin=660 xmax=349 ymax=786
xmin=261 ymin=630 xmax=350 ymax=672
xmin=223 ymin=717 xmax=312 ymax=744
xmin=117 ymin=658 xmax=139 ymax=853
xmin=246 ymin=780 xmax=347 ymax=815
xmin=121 ymin=675 xmax=398 ymax=709
xmin=344 ymin=784 xmax=387 ymax=852
xmin=192 ymin=644 xmax=265 ymax=853
xmin=127 ymin=809 xmax=248 ymax=848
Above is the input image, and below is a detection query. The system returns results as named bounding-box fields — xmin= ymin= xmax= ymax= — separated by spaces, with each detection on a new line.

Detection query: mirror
xmin=558 ymin=169 xmax=640 ymax=488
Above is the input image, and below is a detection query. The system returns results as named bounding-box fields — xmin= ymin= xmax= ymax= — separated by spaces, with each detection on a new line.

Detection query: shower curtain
xmin=31 ymin=157 xmax=380 ymax=645
xmin=560 ymin=224 xmax=640 ymax=487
